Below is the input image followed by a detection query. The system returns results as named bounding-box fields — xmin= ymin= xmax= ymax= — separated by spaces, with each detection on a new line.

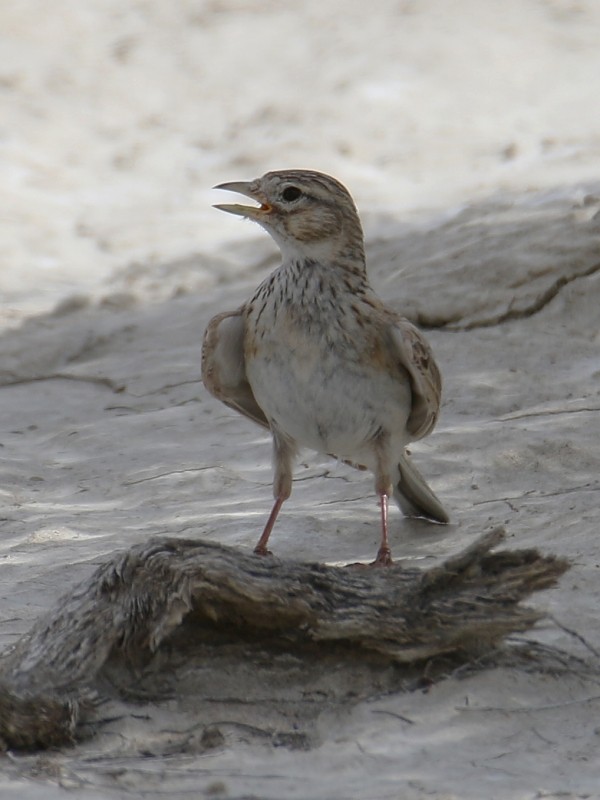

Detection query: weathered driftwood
xmin=0 ymin=527 xmax=568 ymax=750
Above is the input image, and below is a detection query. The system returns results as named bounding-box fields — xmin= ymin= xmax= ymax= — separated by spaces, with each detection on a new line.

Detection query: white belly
xmin=246 ymin=343 xmax=411 ymax=466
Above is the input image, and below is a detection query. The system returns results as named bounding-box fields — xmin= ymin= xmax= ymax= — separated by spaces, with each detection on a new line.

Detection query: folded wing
xmin=201 ymin=308 xmax=269 ymax=429
xmin=391 ymin=317 xmax=442 ymax=440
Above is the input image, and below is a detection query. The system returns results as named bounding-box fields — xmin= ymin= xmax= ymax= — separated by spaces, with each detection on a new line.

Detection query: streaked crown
xmin=214 ymin=169 xmax=365 ymax=268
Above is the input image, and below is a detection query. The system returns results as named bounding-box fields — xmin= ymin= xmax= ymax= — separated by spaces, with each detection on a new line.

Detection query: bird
xmin=202 ymin=169 xmax=448 ymax=564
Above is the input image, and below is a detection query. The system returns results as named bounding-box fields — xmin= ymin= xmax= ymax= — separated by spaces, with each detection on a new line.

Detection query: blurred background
xmin=2 ymin=0 xmax=599 ymax=325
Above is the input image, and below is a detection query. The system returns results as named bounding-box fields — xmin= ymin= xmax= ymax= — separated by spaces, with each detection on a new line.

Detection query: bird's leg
xmin=373 ymin=491 xmax=392 ymax=565
xmin=372 ymin=435 xmax=393 ymax=566
xmin=254 ymin=431 xmax=295 ymax=556
xmin=254 ymin=496 xmax=285 ymax=556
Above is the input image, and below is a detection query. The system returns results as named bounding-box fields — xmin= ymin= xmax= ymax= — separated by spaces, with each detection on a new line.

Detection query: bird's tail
xmin=393 ymin=450 xmax=449 ymax=524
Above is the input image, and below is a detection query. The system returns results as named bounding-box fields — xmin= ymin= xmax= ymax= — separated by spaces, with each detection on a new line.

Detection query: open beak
xmin=213 ymin=181 xmax=272 ymax=220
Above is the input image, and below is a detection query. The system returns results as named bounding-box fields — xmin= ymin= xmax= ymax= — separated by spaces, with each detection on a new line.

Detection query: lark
xmin=202 ymin=170 xmax=448 ymax=564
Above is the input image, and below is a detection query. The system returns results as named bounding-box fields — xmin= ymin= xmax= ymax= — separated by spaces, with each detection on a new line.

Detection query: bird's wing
xmin=390 ymin=317 xmax=442 ymax=440
xmin=201 ymin=307 xmax=270 ymax=429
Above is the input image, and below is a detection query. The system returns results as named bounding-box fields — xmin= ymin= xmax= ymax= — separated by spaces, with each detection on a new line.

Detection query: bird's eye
xmin=281 ymin=186 xmax=302 ymax=203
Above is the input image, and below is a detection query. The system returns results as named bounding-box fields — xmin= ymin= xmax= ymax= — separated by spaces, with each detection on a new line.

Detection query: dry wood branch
xmin=0 ymin=527 xmax=568 ymax=750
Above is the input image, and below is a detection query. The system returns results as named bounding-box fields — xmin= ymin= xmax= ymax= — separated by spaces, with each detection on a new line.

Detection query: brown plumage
xmin=202 ymin=169 xmax=448 ymax=564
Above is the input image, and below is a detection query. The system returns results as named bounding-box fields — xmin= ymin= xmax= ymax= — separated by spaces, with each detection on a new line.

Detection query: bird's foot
xmin=253 ymin=544 xmax=273 ymax=557
xmin=371 ymin=546 xmax=393 ymax=567
xmin=345 ymin=547 xmax=394 ymax=568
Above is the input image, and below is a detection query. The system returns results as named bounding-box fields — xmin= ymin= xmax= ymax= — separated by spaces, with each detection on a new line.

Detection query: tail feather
xmin=394 ymin=451 xmax=449 ymax=524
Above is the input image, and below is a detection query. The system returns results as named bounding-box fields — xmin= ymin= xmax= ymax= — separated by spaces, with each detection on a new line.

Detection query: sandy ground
xmin=1 ymin=1 xmax=600 ymax=798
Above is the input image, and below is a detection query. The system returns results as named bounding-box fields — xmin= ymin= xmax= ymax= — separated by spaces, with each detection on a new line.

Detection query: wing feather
xmin=391 ymin=317 xmax=442 ymax=440
xmin=201 ymin=308 xmax=269 ymax=429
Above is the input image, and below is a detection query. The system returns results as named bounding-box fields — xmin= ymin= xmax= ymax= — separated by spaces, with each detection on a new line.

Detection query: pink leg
xmin=373 ymin=491 xmax=393 ymax=566
xmin=254 ymin=495 xmax=285 ymax=556
xmin=254 ymin=430 xmax=294 ymax=556
xmin=372 ymin=434 xmax=393 ymax=566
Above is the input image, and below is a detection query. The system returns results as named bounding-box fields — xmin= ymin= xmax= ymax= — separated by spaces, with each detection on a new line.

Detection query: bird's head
xmin=214 ymin=169 xmax=365 ymax=267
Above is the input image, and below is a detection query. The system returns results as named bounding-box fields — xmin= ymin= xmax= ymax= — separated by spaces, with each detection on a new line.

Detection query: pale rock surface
xmin=1 ymin=1 xmax=600 ymax=798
